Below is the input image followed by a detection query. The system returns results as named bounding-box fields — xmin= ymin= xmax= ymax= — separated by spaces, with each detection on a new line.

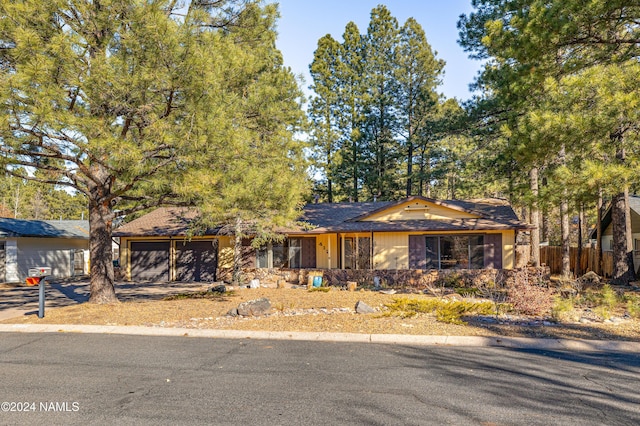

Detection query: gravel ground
xmin=2 ymin=286 xmax=640 ymax=341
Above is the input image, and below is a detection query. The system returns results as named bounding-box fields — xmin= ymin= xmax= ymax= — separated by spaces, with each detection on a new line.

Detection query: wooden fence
xmin=539 ymin=247 xmax=613 ymax=278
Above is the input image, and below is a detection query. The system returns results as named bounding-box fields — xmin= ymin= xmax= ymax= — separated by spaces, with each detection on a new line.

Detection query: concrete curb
xmin=1 ymin=323 xmax=639 ymax=352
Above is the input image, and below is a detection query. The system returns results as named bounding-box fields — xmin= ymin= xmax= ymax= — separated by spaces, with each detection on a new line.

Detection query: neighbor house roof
xmin=0 ymin=218 xmax=89 ymax=239
xmin=589 ymin=195 xmax=640 ymax=239
xmin=114 ymin=196 xmax=530 ymax=238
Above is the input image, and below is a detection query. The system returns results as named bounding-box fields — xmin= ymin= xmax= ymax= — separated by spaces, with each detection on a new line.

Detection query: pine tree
xmin=0 ymin=0 xmax=307 ymax=300
xmin=308 ymin=6 xmax=448 ymax=202
xmin=309 ymin=35 xmax=342 ymax=203
xmin=396 ymin=18 xmax=444 ymax=197
xmin=459 ymin=0 xmax=640 ymax=281
xmin=361 ymin=5 xmax=402 ymax=200
xmin=335 ymin=22 xmax=366 ymax=202
xmin=176 ymin=2 xmax=309 ymax=284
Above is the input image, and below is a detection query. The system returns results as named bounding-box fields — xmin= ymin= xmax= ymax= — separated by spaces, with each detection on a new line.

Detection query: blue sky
xmin=270 ymin=0 xmax=482 ymax=102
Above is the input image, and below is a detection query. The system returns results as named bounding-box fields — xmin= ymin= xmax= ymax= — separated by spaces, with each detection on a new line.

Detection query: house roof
xmin=114 ymin=197 xmax=530 ymax=238
xmin=0 ymin=218 xmax=89 ymax=239
xmin=296 ymin=196 xmax=530 ymax=233
xmin=589 ymin=195 xmax=640 ymax=239
xmin=345 ymin=196 xmax=491 ymax=222
xmin=113 ymin=207 xmax=208 ymax=237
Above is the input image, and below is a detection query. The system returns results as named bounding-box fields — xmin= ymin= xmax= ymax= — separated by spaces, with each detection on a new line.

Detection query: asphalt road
xmin=1 ymin=333 xmax=639 ymax=425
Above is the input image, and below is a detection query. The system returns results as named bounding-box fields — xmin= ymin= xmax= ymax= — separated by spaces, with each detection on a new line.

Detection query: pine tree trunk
xmin=529 ymin=167 xmax=540 ymax=267
xmin=88 ymin=196 xmax=117 ymax=304
xmin=560 ymin=195 xmax=571 ymax=279
xmin=327 ymin=150 xmax=333 ymax=203
xmin=611 ymin=190 xmax=636 ymax=284
xmin=232 ymin=217 xmax=243 ymax=285
xmin=541 ymin=214 xmax=548 ymax=244
xmin=406 ymin=140 xmax=413 ymax=197
xmin=417 ymin=160 xmax=424 ymax=197
xmin=541 ymin=177 xmax=548 ymax=243
xmin=576 ymin=203 xmax=584 ymax=277
xmin=352 ymin=145 xmax=358 ymax=202
xmin=595 ymin=189 xmax=603 ymax=276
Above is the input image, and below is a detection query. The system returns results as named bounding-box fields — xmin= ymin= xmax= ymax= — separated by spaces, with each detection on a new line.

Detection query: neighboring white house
xmin=0 ymin=218 xmax=89 ymax=283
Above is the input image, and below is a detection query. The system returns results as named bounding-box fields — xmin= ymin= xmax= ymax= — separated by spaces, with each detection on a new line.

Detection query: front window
xmin=342 ymin=236 xmax=371 ymax=269
xmin=257 ymin=242 xmax=286 ymax=268
xmin=288 ymin=238 xmax=302 ymax=268
xmin=256 ymin=238 xmax=316 ymax=268
xmin=426 ymin=235 xmax=484 ymax=270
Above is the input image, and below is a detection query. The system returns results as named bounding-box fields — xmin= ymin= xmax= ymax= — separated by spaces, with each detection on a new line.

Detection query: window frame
xmin=256 ymin=237 xmax=316 ymax=269
xmin=341 ymin=236 xmax=371 ymax=270
xmin=425 ymin=234 xmax=485 ymax=270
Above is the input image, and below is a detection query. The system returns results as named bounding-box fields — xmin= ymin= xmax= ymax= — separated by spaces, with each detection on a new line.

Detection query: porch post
xmin=371 ymin=230 xmax=374 ymax=270
xmin=339 ymin=233 xmax=343 ymax=270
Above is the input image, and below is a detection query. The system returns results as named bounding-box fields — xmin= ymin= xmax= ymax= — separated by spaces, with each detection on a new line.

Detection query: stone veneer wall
xmin=217 ymin=267 xmax=550 ymax=290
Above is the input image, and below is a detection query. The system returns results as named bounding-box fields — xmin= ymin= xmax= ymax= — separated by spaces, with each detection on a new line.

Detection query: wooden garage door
xmin=130 ymin=241 xmax=170 ymax=282
xmin=176 ymin=240 xmax=218 ymax=282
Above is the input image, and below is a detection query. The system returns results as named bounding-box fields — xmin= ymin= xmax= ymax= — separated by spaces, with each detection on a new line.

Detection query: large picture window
xmin=423 ymin=235 xmax=484 ymax=270
xmin=256 ymin=237 xmax=316 ymax=269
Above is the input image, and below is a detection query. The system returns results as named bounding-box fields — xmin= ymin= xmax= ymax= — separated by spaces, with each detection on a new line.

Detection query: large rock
xmin=578 ymin=271 xmax=602 ymax=290
xmin=355 ymin=300 xmax=375 ymax=314
xmin=209 ymin=284 xmax=226 ymax=294
xmin=237 ymin=298 xmax=272 ymax=316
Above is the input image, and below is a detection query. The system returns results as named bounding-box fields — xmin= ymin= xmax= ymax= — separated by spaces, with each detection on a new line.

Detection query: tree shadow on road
xmin=389 ymin=344 xmax=640 ymax=425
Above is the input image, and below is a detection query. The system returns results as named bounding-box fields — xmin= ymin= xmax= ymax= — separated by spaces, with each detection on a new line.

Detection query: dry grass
xmin=3 ymin=286 xmax=640 ymax=342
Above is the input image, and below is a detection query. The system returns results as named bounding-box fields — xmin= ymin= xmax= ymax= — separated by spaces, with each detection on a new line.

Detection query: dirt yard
xmin=3 ymin=285 xmax=640 ymax=342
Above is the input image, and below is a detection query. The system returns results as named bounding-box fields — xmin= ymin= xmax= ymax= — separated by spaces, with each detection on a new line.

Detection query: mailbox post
xmin=27 ymin=267 xmax=52 ymax=318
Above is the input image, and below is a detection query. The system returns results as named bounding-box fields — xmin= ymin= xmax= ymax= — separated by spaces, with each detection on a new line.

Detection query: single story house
xmin=113 ymin=196 xmax=531 ymax=282
xmin=590 ymin=195 xmax=640 ymax=272
xmin=0 ymin=218 xmax=89 ymax=283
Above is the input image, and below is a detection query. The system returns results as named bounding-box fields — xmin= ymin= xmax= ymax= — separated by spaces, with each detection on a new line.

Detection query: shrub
xmin=599 ymin=284 xmax=618 ymax=310
xmin=578 ymin=291 xmax=601 ymax=307
xmin=590 ymin=284 xmax=619 ymax=320
xmin=434 ymin=272 xmax=465 ymax=288
xmin=474 ymin=277 xmax=509 ymax=315
xmin=506 ymin=270 xmax=554 ymax=316
xmin=594 ymin=305 xmax=612 ymax=320
xmin=384 ymin=297 xmax=439 ymax=314
xmin=164 ymin=290 xmax=234 ymax=300
xmin=455 ymin=287 xmax=480 ymax=297
xmin=551 ymin=296 xmax=575 ymax=322
xmin=308 ymin=287 xmax=331 ymax=293
xmin=626 ymin=297 xmax=640 ymax=319
xmin=436 ymin=304 xmax=468 ymax=325
xmin=384 ymin=297 xmax=494 ymax=325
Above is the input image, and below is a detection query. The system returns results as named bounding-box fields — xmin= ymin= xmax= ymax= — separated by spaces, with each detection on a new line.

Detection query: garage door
xmin=130 ymin=241 xmax=170 ymax=282
xmin=176 ymin=240 xmax=218 ymax=282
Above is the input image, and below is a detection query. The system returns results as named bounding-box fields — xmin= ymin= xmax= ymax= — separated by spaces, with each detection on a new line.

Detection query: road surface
xmin=1 ymin=333 xmax=639 ymax=425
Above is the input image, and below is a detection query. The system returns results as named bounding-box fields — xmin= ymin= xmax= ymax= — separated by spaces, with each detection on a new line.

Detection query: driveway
xmin=0 ymin=279 xmax=209 ymax=321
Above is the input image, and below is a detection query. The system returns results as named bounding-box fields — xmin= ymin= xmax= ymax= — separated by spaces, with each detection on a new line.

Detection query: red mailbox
xmin=26 ymin=267 xmax=51 ymax=319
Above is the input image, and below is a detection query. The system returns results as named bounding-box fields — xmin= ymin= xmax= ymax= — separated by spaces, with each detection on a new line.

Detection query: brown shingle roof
xmin=114 ymin=207 xmax=204 ymax=237
xmin=114 ymin=197 xmax=531 ymax=237
xmin=296 ymin=197 xmax=529 ymax=233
